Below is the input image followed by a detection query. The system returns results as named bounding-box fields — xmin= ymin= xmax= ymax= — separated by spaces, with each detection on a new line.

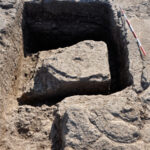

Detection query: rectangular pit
xmin=19 ymin=0 xmax=133 ymax=105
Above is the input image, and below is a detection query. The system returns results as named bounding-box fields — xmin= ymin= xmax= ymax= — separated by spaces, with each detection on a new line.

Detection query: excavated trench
xmin=19 ymin=1 xmax=133 ymax=106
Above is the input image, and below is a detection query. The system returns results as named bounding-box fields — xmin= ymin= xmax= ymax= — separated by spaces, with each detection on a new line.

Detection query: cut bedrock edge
xmin=18 ymin=0 xmax=133 ymax=105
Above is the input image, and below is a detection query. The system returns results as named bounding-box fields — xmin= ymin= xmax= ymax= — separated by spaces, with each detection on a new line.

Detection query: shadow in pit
xmin=22 ymin=1 xmax=110 ymax=55
xmin=49 ymin=113 xmax=62 ymax=150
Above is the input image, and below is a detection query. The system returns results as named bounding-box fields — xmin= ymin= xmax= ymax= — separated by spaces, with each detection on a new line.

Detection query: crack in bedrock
xmin=20 ymin=1 xmax=133 ymax=105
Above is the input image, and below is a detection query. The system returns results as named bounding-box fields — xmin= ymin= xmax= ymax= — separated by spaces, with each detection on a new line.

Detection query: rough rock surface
xmin=57 ymin=90 xmax=143 ymax=149
xmin=0 ymin=0 xmax=150 ymax=150
xmin=18 ymin=40 xmax=110 ymax=105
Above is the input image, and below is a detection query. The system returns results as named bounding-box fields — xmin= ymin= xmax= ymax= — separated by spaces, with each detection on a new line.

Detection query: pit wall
xmin=0 ymin=1 xmax=24 ymax=146
xmin=107 ymin=3 xmax=133 ymax=92
xmin=0 ymin=1 xmax=24 ymax=109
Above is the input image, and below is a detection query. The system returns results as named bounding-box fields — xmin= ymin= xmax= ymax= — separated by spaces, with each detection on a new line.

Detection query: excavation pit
xmin=19 ymin=1 xmax=133 ymax=106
